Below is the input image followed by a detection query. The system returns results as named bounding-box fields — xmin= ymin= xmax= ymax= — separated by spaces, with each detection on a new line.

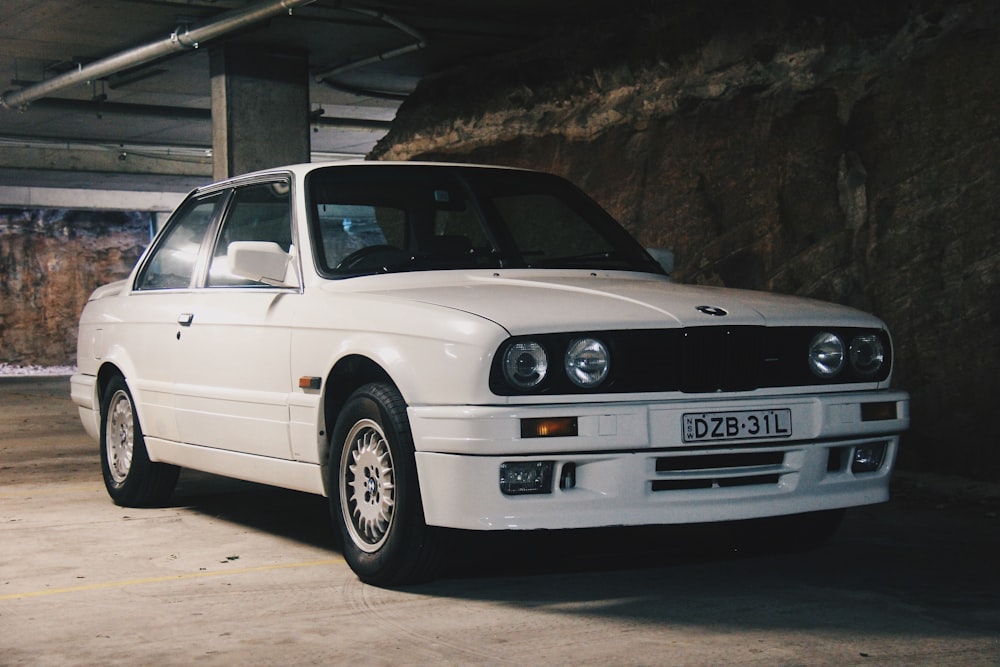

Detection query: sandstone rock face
xmin=374 ymin=1 xmax=999 ymax=478
xmin=0 ymin=208 xmax=149 ymax=367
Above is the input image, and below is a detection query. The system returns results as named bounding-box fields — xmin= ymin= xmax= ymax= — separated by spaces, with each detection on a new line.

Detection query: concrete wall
xmin=373 ymin=0 xmax=999 ymax=479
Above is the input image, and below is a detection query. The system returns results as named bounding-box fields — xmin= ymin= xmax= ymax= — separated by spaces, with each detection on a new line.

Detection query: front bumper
xmin=70 ymin=373 xmax=100 ymax=442
xmin=408 ymin=390 xmax=909 ymax=530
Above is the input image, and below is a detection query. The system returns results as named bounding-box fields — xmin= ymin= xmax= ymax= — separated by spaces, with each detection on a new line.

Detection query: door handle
xmin=177 ymin=313 xmax=194 ymax=327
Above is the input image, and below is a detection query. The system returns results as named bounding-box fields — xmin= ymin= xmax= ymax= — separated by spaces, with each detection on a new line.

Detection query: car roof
xmin=193 ymin=160 xmax=532 ymax=194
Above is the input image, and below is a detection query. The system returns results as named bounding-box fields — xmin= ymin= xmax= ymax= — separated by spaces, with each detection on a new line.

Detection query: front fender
xmin=293 ymin=328 xmax=508 ymax=409
xmin=291 ymin=294 xmax=510 ymax=407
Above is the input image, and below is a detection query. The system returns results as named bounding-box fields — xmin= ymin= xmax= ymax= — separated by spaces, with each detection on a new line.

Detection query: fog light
xmin=499 ymin=461 xmax=554 ymax=495
xmin=852 ymin=442 xmax=887 ymax=473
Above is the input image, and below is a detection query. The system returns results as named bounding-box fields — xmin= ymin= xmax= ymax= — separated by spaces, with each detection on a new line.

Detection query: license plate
xmin=682 ymin=409 xmax=792 ymax=443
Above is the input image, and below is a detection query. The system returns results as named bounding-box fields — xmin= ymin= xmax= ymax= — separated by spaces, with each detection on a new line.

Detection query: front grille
xmin=625 ymin=326 xmax=811 ymax=393
xmin=655 ymin=451 xmax=784 ymax=472
xmin=651 ymin=448 xmax=787 ymax=492
xmin=678 ymin=327 xmax=763 ymax=392
xmin=652 ymin=474 xmax=781 ymax=491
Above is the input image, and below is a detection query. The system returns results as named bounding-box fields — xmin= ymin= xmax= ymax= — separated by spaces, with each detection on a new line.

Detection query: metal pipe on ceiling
xmin=313 ymin=4 xmax=427 ymax=89
xmin=0 ymin=0 xmax=316 ymax=110
xmin=24 ymin=98 xmax=393 ymax=131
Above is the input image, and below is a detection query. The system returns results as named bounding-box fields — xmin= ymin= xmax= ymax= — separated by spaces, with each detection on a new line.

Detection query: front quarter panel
xmin=291 ymin=292 xmax=509 ymax=408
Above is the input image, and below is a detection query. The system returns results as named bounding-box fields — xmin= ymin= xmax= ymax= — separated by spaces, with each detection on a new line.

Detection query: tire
xmin=328 ymin=382 xmax=445 ymax=586
xmin=100 ymin=375 xmax=179 ymax=507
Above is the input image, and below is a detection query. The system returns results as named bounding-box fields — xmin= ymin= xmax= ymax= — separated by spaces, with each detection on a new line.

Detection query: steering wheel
xmin=336 ymin=245 xmax=408 ymax=271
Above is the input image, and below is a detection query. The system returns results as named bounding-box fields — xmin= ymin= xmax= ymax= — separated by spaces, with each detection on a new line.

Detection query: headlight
xmin=564 ymin=337 xmax=610 ymax=388
xmin=808 ymin=332 xmax=845 ymax=378
xmin=850 ymin=333 xmax=885 ymax=376
xmin=503 ymin=341 xmax=548 ymax=389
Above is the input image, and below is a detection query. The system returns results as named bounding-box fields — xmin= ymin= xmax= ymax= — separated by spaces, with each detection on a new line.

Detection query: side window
xmin=135 ymin=193 xmax=224 ymax=290
xmin=207 ymin=181 xmax=293 ymax=287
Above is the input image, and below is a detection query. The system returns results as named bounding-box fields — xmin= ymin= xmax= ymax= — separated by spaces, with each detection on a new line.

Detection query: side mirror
xmin=646 ymin=248 xmax=674 ymax=275
xmin=228 ymin=241 xmax=295 ymax=287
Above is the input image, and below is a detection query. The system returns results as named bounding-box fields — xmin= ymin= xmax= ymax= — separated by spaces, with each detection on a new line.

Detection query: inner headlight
xmin=503 ymin=341 xmax=548 ymax=389
xmin=808 ymin=332 xmax=845 ymax=378
xmin=564 ymin=337 xmax=610 ymax=388
xmin=850 ymin=333 xmax=885 ymax=376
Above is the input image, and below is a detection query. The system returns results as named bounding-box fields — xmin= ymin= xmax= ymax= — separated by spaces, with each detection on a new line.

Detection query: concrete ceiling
xmin=0 ymin=0 xmax=612 ymax=195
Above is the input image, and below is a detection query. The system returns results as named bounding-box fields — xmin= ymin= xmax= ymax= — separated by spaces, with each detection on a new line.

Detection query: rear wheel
xmin=100 ymin=375 xmax=179 ymax=507
xmin=329 ymin=382 xmax=445 ymax=586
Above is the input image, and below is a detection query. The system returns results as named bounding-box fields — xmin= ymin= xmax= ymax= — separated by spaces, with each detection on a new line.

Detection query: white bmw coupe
xmin=72 ymin=162 xmax=909 ymax=585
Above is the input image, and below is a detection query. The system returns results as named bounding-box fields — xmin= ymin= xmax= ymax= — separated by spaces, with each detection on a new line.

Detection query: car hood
xmin=358 ymin=270 xmax=884 ymax=334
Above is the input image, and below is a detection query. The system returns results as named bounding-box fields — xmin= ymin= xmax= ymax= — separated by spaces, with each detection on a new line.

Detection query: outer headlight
xmin=564 ymin=337 xmax=610 ymax=388
xmin=503 ymin=341 xmax=548 ymax=389
xmin=850 ymin=333 xmax=885 ymax=376
xmin=808 ymin=332 xmax=845 ymax=378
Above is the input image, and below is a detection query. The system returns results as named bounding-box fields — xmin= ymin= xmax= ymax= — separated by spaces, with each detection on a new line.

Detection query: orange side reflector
xmin=299 ymin=376 xmax=322 ymax=390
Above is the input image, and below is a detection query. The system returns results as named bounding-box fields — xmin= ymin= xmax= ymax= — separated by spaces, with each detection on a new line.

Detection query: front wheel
xmin=100 ymin=375 xmax=179 ymax=507
xmin=329 ymin=382 xmax=445 ymax=586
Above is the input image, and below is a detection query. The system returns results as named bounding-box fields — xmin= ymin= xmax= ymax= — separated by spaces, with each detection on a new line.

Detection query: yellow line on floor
xmin=0 ymin=558 xmax=345 ymax=600
xmin=0 ymin=484 xmax=104 ymax=498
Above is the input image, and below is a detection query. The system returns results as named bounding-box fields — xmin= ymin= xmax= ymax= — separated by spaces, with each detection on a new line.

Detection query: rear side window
xmin=135 ymin=192 xmax=226 ymax=290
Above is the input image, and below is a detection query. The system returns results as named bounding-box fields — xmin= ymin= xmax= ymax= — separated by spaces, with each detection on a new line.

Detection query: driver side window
xmin=207 ymin=181 xmax=293 ymax=287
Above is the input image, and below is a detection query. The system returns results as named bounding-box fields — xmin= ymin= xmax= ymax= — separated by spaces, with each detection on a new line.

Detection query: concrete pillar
xmin=210 ymin=45 xmax=311 ymax=180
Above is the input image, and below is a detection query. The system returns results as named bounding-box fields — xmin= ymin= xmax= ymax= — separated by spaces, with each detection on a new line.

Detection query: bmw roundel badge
xmin=696 ymin=305 xmax=728 ymax=317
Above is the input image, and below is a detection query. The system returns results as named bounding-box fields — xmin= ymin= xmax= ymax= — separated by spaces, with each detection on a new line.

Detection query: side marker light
xmin=298 ymin=376 xmax=322 ymax=390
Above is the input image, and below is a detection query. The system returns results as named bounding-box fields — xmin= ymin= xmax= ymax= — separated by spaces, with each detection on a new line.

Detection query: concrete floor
xmin=1 ymin=376 xmax=998 ymax=666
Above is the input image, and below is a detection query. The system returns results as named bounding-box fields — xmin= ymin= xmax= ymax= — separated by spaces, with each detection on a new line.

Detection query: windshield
xmin=306 ymin=164 xmax=663 ymax=277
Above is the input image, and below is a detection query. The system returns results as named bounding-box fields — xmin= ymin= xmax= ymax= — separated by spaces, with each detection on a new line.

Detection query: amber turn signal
xmin=521 ymin=417 xmax=578 ymax=438
xmin=861 ymin=402 xmax=896 ymax=422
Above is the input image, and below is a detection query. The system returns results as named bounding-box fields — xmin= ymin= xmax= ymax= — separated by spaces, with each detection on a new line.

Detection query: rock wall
xmin=0 ymin=208 xmax=150 ymax=367
xmin=374 ymin=0 xmax=1000 ymax=478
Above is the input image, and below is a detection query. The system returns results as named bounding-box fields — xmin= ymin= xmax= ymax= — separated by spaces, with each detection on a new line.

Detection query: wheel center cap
xmin=367 ymin=477 xmax=376 ymax=495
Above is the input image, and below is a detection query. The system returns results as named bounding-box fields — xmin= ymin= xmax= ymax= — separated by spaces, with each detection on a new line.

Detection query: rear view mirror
xmin=228 ymin=241 xmax=295 ymax=287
